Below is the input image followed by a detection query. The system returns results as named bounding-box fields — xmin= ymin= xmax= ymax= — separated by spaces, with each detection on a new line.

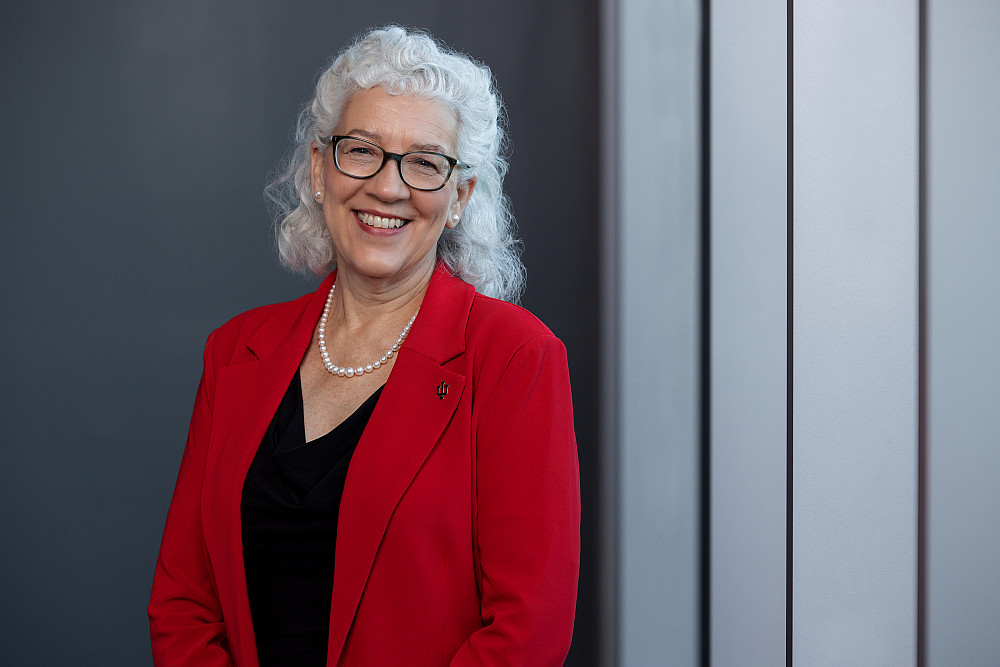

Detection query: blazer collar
xmin=244 ymin=272 xmax=334 ymax=361
xmin=402 ymin=263 xmax=475 ymax=364
xmin=244 ymin=263 xmax=475 ymax=365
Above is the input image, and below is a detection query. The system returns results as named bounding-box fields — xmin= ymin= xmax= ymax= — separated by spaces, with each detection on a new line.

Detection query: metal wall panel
xmin=926 ymin=2 xmax=1000 ymax=664
xmin=793 ymin=2 xmax=918 ymax=663
xmin=616 ymin=0 xmax=701 ymax=664
xmin=710 ymin=1 xmax=787 ymax=664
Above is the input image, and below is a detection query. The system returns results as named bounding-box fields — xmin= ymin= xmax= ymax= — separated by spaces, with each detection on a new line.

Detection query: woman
xmin=148 ymin=25 xmax=580 ymax=666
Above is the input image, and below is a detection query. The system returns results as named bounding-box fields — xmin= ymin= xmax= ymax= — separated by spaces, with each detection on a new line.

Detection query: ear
xmin=310 ymin=141 xmax=327 ymax=202
xmin=447 ymin=175 xmax=477 ymax=229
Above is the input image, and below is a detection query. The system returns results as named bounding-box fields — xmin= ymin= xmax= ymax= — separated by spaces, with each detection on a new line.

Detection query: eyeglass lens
xmin=334 ymin=138 xmax=452 ymax=190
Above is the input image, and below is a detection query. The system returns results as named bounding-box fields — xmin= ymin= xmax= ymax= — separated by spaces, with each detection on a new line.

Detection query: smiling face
xmin=311 ymin=86 xmax=475 ymax=291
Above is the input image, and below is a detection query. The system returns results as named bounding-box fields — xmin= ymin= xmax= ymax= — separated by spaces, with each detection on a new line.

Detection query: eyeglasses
xmin=325 ymin=135 xmax=466 ymax=192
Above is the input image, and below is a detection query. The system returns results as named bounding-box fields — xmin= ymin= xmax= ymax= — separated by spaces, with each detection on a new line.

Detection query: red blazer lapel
xmin=327 ymin=353 xmax=466 ymax=663
xmin=206 ymin=349 xmax=303 ymax=664
xmin=327 ymin=267 xmax=476 ymax=664
xmin=200 ymin=274 xmax=332 ymax=666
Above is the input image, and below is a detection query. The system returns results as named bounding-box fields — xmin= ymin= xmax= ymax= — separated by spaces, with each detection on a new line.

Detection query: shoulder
xmin=466 ymin=292 xmax=565 ymax=360
xmin=463 ymin=293 xmax=573 ymax=415
xmin=202 ymin=290 xmax=316 ymax=365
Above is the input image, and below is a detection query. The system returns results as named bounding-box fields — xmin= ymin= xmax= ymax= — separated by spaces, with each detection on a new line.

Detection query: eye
xmin=405 ymin=153 xmax=446 ymax=174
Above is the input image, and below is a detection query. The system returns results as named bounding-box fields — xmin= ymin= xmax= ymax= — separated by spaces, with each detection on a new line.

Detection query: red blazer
xmin=148 ymin=266 xmax=580 ymax=666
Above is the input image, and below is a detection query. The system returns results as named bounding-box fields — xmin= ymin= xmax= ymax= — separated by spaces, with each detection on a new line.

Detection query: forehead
xmin=337 ymin=86 xmax=458 ymax=152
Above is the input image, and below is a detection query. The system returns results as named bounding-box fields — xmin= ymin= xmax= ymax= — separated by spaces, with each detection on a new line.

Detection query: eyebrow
xmin=344 ymin=128 xmax=450 ymax=155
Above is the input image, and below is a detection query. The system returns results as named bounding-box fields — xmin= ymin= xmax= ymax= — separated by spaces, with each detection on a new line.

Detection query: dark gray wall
xmin=0 ymin=2 xmax=600 ymax=664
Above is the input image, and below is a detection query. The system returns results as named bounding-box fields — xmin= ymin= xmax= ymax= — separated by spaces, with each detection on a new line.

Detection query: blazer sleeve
xmin=450 ymin=333 xmax=581 ymax=666
xmin=148 ymin=329 xmax=235 ymax=667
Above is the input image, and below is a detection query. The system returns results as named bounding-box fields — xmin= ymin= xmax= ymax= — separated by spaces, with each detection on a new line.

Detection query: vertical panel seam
xmin=916 ymin=0 xmax=928 ymax=664
xmin=699 ymin=0 xmax=712 ymax=665
xmin=599 ymin=0 xmax=620 ymax=664
xmin=786 ymin=0 xmax=795 ymax=664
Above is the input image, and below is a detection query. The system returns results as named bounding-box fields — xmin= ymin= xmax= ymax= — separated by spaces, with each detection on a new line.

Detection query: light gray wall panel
xmin=793 ymin=2 xmax=918 ymax=663
xmin=617 ymin=0 xmax=700 ymax=664
xmin=710 ymin=1 xmax=787 ymax=664
xmin=926 ymin=2 xmax=1000 ymax=664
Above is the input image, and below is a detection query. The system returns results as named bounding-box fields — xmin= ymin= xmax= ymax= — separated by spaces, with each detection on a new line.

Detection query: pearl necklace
xmin=317 ymin=283 xmax=418 ymax=378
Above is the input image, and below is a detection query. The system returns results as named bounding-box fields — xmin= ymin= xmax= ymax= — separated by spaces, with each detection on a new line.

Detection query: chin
xmin=342 ymin=254 xmax=436 ymax=284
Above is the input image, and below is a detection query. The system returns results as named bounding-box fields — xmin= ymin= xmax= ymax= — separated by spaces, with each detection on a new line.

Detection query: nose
xmin=367 ymin=155 xmax=410 ymax=201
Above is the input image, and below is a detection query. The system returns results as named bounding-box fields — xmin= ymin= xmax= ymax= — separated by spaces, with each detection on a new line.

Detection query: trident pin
xmin=436 ymin=382 xmax=449 ymax=400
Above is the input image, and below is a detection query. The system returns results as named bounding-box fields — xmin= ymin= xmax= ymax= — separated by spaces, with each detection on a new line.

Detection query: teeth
xmin=359 ymin=212 xmax=406 ymax=229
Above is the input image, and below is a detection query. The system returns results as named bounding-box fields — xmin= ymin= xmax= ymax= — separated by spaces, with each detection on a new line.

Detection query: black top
xmin=241 ymin=370 xmax=382 ymax=667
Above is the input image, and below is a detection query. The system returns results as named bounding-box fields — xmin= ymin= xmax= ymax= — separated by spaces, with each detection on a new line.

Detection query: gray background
xmin=0 ymin=2 xmax=601 ymax=664
xmin=7 ymin=1 xmax=1000 ymax=665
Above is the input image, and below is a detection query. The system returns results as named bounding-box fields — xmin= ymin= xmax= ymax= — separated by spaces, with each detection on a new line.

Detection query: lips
xmin=357 ymin=211 xmax=409 ymax=229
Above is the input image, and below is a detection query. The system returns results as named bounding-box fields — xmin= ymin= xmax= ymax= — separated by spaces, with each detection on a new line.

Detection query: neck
xmin=329 ymin=261 xmax=435 ymax=329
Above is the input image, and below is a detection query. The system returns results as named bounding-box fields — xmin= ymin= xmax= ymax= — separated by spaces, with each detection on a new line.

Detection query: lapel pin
xmin=436 ymin=382 xmax=449 ymax=400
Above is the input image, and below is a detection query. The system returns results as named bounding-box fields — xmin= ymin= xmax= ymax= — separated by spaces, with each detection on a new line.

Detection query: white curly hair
xmin=265 ymin=25 xmax=524 ymax=302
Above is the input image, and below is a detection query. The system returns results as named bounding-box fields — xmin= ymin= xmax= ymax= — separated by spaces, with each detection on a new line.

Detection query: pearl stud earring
xmin=452 ymin=214 xmax=460 ymax=222
xmin=314 ymin=191 xmax=322 ymax=199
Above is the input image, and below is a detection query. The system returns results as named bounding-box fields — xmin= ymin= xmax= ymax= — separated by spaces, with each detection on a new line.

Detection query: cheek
xmin=426 ymin=191 xmax=458 ymax=219
xmin=326 ymin=174 xmax=362 ymax=202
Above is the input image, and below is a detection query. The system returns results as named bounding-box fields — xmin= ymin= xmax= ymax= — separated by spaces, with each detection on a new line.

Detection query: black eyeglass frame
xmin=325 ymin=135 xmax=467 ymax=192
